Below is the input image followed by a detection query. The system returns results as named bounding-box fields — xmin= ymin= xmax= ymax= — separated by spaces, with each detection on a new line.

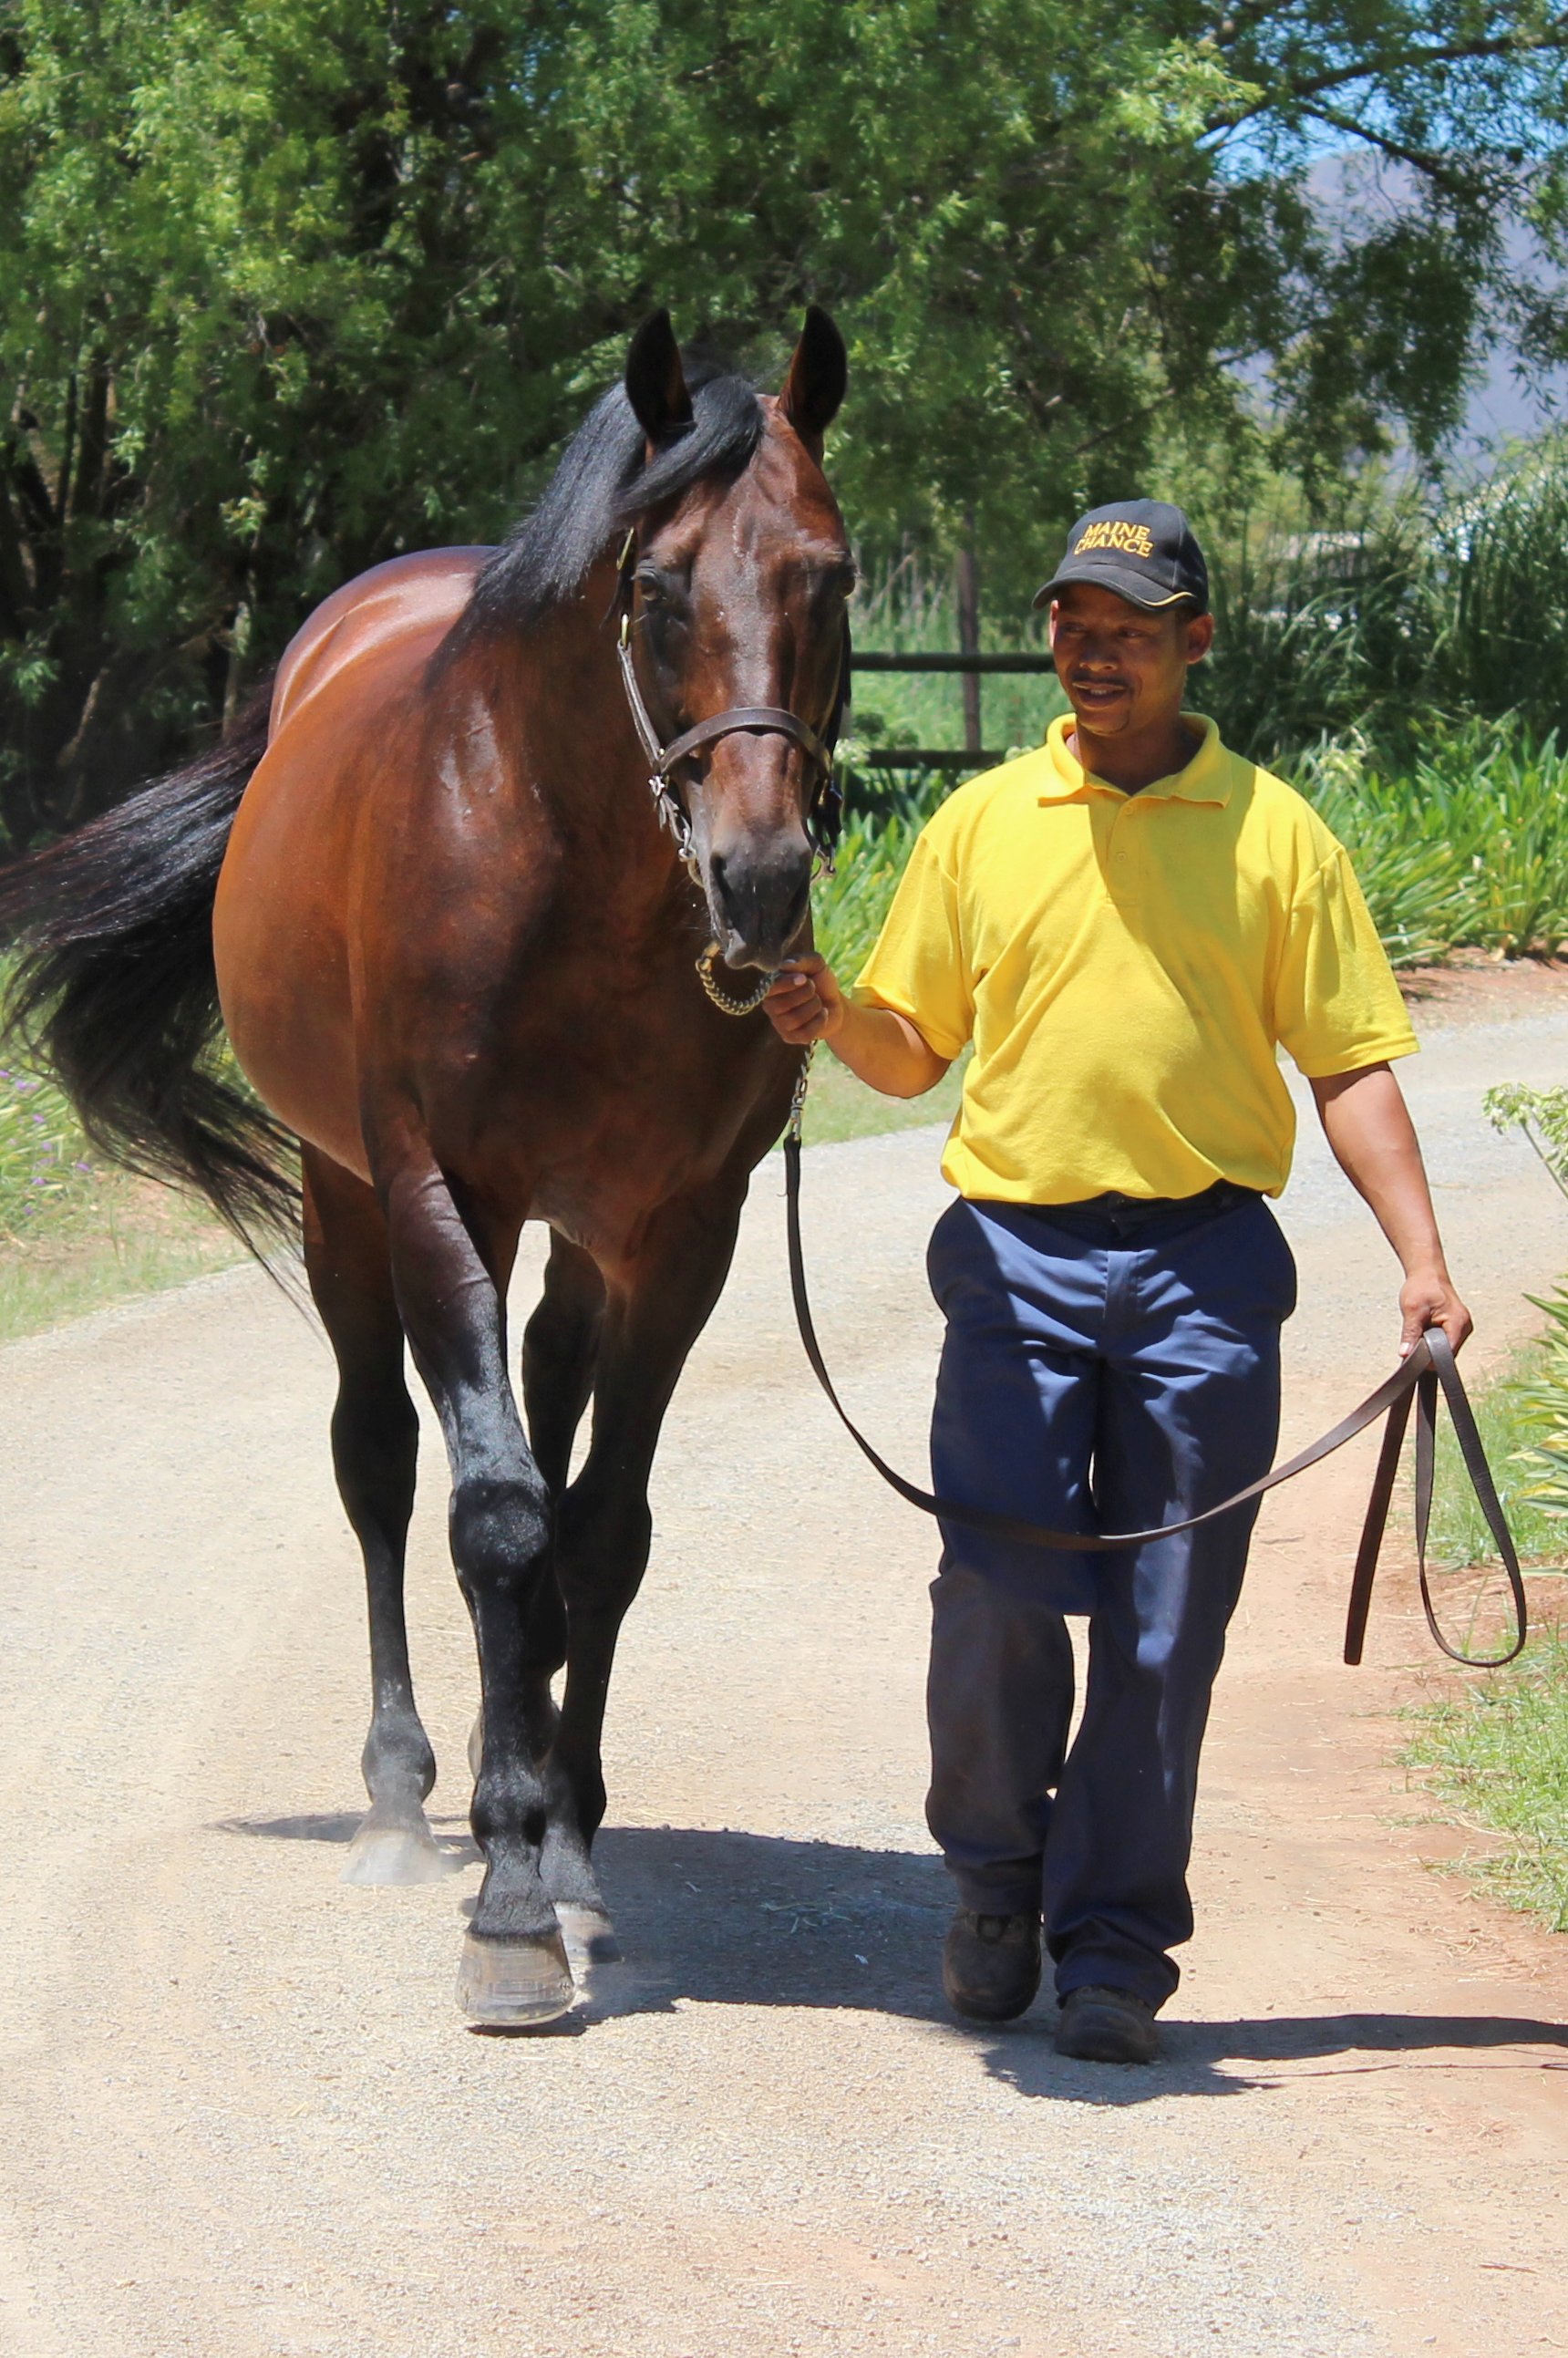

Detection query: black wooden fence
xmin=849 ymin=648 xmax=1056 ymax=771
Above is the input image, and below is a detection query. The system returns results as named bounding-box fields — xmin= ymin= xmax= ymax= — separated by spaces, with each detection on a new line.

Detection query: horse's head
xmin=621 ymin=309 xmax=851 ymax=971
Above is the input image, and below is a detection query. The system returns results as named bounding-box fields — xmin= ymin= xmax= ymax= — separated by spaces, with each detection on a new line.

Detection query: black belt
xmin=1006 ymin=1178 xmax=1262 ymax=1240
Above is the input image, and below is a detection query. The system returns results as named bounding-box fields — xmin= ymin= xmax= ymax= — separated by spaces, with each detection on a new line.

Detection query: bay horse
xmin=0 ymin=309 xmax=851 ymax=2024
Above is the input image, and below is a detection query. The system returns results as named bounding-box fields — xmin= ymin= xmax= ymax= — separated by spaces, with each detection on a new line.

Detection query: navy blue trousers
xmin=924 ymin=1188 xmax=1296 ymax=2009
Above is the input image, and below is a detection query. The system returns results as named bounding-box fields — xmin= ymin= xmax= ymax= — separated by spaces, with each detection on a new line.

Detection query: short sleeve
xmin=851 ymin=825 xmax=974 ymax=1061
xmin=1274 ymin=843 xmax=1418 ymax=1078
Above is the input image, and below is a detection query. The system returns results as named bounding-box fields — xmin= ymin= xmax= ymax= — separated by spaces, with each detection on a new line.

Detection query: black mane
xmin=469 ymin=354 xmax=765 ymax=628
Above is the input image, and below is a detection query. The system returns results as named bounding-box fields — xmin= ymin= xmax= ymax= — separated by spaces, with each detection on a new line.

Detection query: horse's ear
xmin=625 ymin=310 xmax=694 ymax=441
xmin=779 ymin=305 xmax=847 ymax=458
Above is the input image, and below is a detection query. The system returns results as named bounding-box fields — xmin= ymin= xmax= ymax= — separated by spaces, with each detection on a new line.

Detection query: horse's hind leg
xmin=302 ymin=1146 xmax=453 ymax=1887
xmin=522 ymin=1234 xmax=605 ymax=1495
xmin=545 ymin=1193 xmax=744 ymax=1958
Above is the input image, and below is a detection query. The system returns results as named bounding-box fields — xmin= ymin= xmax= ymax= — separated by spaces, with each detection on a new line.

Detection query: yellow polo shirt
xmin=853 ymin=713 xmax=1417 ymax=1204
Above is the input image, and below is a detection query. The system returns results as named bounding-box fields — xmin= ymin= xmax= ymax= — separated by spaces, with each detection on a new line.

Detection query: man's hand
xmin=1398 ymin=1268 xmax=1474 ymax=1360
xmin=763 ymin=956 xmax=952 ymax=1099
xmin=1310 ymin=1063 xmax=1473 ymax=1359
xmin=763 ymin=955 xmax=845 ymax=1045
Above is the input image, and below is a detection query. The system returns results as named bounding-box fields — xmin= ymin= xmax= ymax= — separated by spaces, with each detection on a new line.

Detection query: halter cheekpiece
xmin=611 ymin=533 xmax=844 ymax=884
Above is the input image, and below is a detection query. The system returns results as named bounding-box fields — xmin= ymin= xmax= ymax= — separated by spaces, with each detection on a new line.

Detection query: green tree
xmin=3 ymin=0 xmax=1566 ymax=838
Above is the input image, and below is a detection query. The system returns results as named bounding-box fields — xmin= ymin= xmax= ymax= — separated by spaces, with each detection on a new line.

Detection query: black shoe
xmin=942 ymin=1909 xmax=1042 ymax=2022
xmin=1054 ymin=1984 xmax=1160 ymax=2063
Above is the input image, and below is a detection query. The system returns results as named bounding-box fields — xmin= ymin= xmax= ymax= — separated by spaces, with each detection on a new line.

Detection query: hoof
xmin=341 ymin=1815 xmax=459 ymax=1887
xmin=556 ymin=1904 xmax=621 ymax=1970
xmin=457 ymin=1929 xmax=575 ymax=2026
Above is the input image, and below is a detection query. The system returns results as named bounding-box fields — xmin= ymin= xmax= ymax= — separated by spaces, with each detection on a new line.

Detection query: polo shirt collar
xmin=1038 ymin=713 xmax=1233 ymax=806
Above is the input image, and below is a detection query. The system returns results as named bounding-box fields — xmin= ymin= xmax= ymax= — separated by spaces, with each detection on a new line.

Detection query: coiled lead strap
xmin=781 ymin=1133 xmax=1528 ymax=1667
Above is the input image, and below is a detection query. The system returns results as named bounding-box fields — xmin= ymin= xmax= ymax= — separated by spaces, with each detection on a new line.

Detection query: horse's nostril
xmin=707 ymin=837 xmax=812 ymax=960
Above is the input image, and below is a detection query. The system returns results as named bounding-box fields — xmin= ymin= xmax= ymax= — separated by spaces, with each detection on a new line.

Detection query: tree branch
xmin=1296 ymin=103 xmax=1490 ymax=192
xmin=1216 ymin=23 xmax=1568 ymax=132
xmin=1069 ymin=381 xmax=1183 ymax=459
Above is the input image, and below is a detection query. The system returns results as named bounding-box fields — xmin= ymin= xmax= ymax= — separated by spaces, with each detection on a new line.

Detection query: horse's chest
xmin=495 ymin=1001 xmax=791 ymax=1248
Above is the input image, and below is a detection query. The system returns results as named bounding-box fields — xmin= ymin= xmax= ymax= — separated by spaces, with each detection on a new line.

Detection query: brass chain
xmin=695 ymin=943 xmax=779 ymax=1017
xmin=692 ymin=946 xmax=813 ymax=1143
xmin=786 ymin=1040 xmax=815 ymax=1143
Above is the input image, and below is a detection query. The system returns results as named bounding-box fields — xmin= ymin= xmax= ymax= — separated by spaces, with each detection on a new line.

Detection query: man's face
xmin=1048 ymin=581 xmax=1212 ymax=740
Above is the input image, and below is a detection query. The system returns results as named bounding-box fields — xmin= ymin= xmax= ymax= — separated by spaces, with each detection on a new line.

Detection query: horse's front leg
xmin=542 ymin=1191 xmax=745 ymax=1960
xmin=377 ymin=1136 xmax=573 ymax=2025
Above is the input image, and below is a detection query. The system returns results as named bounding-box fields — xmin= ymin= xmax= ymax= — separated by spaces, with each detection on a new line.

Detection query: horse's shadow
xmin=220 ymin=1814 xmax=1568 ymax=2099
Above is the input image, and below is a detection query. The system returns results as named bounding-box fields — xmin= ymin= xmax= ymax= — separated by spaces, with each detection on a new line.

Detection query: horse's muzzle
xmin=705 ymin=834 xmax=813 ymax=969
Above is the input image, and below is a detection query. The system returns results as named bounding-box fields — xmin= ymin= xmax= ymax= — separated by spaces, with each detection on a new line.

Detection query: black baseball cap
xmin=1032 ymin=499 xmax=1209 ymax=615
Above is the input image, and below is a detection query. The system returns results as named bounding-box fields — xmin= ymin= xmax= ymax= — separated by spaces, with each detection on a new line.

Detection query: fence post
xmin=955 ymin=514 xmax=982 ymax=756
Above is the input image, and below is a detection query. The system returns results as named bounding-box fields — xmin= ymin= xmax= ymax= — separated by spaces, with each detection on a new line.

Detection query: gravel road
xmin=0 ymin=990 xmax=1565 ymax=2358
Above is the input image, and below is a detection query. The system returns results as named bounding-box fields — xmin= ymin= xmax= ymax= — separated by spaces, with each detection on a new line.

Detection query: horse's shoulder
xmin=269 ymin=548 xmax=493 ymax=739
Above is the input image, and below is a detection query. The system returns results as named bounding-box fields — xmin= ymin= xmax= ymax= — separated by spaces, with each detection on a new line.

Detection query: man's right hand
xmin=765 ymin=958 xmax=951 ymax=1097
xmin=763 ymin=955 xmax=846 ymax=1045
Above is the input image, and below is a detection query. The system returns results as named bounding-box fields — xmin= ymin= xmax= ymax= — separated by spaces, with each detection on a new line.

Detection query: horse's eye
xmin=637 ymin=573 xmax=665 ymax=608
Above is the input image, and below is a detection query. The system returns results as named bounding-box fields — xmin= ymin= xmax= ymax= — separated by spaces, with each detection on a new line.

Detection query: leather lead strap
xmin=782 ymin=1137 xmax=1528 ymax=1668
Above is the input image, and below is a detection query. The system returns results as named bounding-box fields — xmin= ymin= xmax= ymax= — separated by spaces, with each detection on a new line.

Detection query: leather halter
xmin=611 ymin=534 xmax=844 ymax=875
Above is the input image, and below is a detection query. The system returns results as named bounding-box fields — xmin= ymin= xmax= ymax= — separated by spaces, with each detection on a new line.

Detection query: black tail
xmin=0 ymin=683 xmax=300 ymax=1256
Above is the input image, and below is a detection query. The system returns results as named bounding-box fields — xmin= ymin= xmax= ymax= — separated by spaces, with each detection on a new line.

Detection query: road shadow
xmin=215 ymin=1808 xmax=479 ymax=1863
xmin=982 ymin=2005 xmax=1568 ymax=2109
xmin=215 ymin=1814 xmax=1567 ymax=2097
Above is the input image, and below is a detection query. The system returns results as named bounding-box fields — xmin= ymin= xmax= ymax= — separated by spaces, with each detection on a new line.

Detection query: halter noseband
xmin=612 ymin=534 xmax=844 ymax=879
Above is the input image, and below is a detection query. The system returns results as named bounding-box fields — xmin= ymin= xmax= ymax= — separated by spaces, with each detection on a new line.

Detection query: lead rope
xmin=780 ymin=1095 xmax=1528 ymax=1669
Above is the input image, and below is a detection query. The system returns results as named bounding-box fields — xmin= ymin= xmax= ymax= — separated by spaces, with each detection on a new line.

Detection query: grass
xmin=1400 ymin=1334 xmax=1568 ymax=1931
xmin=0 ymin=1060 xmax=241 ymax=1342
xmin=1402 ymin=1626 xmax=1568 ymax=1930
xmin=796 ymin=1049 xmax=965 ymax=1148
xmin=1427 ymin=1335 xmax=1568 ymax=1575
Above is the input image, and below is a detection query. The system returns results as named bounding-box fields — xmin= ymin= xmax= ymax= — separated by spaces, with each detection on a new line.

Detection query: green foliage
xmin=795 ymin=1050 xmax=965 ymax=1150
xmin=1201 ymin=439 xmax=1568 ymax=762
xmin=1295 ymin=734 xmax=1471 ymax=969
xmin=1479 ymin=1095 xmax=1568 ymax=1528
xmin=1485 ymin=1082 xmax=1568 ymax=1204
xmin=0 ymin=1050 xmax=243 ymax=1338
xmin=1420 ymin=1327 xmax=1568 ymax=1570
xmin=0 ymin=1059 xmax=99 ymax=1236
xmin=1289 ymin=719 xmax=1568 ymax=960
xmin=1403 ymin=1625 xmax=1568 ymax=1931
xmin=5 ymin=1 xmax=1567 ymax=837
xmin=1510 ymin=1287 xmax=1568 ymax=1525
xmin=813 ymin=785 xmax=943 ymax=985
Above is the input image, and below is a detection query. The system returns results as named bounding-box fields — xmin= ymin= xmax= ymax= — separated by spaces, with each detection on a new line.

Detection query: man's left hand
xmin=1398 ymin=1268 xmax=1473 ymax=1359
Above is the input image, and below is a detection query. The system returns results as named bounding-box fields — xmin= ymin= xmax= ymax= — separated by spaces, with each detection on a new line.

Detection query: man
xmin=763 ymin=500 xmax=1470 ymax=2064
